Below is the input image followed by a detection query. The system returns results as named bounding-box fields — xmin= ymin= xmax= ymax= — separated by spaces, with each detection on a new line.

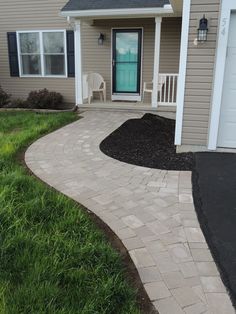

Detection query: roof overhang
xmin=60 ymin=6 xmax=174 ymax=19
xmin=169 ymin=0 xmax=183 ymax=15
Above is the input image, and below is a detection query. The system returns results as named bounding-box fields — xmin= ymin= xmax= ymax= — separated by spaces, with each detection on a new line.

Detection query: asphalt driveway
xmin=193 ymin=152 xmax=236 ymax=309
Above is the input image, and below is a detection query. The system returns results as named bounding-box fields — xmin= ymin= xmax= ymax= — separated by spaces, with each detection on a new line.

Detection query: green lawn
xmin=0 ymin=111 xmax=139 ymax=314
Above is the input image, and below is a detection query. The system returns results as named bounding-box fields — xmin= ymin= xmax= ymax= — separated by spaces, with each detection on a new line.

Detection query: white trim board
xmin=152 ymin=17 xmax=162 ymax=108
xmin=61 ymin=7 xmax=174 ymax=19
xmin=174 ymin=0 xmax=191 ymax=146
xmin=208 ymin=0 xmax=236 ymax=150
xmin=74 ymin=21 xmax=83 ymax=105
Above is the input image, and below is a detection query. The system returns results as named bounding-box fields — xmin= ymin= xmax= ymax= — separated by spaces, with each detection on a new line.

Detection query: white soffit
xmin=169 ymin=0 xmax=183 ymax=15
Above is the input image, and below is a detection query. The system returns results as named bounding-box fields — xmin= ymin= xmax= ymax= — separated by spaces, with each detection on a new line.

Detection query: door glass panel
xmin=114 ymin=31 xmax=140 ymax=93
xmin=116 ymin=33 xmax=138 ymax=63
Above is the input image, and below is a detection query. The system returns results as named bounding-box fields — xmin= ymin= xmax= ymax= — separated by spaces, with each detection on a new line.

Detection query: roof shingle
xmin=62 ymin=0 xmax=170 ymax=12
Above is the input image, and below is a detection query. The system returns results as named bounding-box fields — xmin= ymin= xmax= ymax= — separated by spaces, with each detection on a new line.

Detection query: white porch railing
xmin=158 ymin=73 xmax=178 ymax=106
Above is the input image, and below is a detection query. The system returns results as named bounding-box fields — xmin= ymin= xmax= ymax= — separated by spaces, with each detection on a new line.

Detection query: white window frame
xmin=16 ymin=30 xmax=68 ymax=78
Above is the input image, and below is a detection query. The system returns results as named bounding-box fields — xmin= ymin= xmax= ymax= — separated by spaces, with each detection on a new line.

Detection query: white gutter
xmin=60 ymin=7 xmax=174 ymax=18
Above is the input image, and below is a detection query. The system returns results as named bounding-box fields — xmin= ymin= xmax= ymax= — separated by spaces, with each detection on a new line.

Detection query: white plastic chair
xmin=143 ymin=76 xmax=166 ymax=101
xmin=87 ymin=73 xmax=106 ymax=104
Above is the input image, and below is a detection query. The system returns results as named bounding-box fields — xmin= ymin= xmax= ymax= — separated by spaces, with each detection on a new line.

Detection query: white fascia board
xmin=60 ymin=7 xmax=173 ymax=18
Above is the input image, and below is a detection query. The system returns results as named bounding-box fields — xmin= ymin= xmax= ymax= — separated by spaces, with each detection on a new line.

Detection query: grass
xmin=0 ymin=111 xmax=140 ymax=314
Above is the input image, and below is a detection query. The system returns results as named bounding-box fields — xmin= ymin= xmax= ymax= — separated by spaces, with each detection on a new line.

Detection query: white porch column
xmin=174 ymin=0 xmax=191 ymax=146
xmin=74 ymin=20 xmax=83 ymax=106
xmin=152 ymin=17 xmax=162 ymax=108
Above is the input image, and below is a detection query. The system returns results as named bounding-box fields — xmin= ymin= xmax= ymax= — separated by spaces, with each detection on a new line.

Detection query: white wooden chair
xmin=143 ymin=76 xmax=166 ymax=101
xmin=87 ymin=73 xmax=106 ymax=104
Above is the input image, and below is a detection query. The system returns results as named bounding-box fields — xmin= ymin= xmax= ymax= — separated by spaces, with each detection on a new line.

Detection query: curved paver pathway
xmin=25 ymin=111 xmax=235 ymax=314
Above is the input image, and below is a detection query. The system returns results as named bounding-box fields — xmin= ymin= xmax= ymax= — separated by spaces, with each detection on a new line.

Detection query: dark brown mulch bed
xmin=100 ymin=113 xmax=194 ymax=171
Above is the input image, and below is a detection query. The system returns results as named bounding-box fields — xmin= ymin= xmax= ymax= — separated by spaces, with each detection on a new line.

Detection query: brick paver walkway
xmin=25 ymin=111 xmax=235 ymax=314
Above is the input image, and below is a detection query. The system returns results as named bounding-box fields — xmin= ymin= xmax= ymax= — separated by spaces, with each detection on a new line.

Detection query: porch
xmin=79 ymin=100 xmax=176 ymax=120
xmin=82 ymin=72 xmax=179 ymax=109
xmin=73 ymin=16 xmax=182 ymax=110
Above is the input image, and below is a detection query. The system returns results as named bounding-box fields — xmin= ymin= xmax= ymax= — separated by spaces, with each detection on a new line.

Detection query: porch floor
xmin=80 ymin=101 xmax=176 ymax=119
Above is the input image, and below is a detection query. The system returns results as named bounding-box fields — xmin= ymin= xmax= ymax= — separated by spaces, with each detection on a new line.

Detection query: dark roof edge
xmin=61 ymin=0 xmax=171 ymax=13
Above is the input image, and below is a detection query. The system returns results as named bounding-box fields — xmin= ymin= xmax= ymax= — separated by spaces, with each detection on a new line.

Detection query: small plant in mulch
xmin=0 ymin=85 xmax=11 ymax=108
xmin=27 ymin=88 xmax=64 ymax=110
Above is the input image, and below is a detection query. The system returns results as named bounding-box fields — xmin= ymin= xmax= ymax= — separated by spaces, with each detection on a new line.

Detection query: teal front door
xmin=112 ymin=29 xmax=142 ymax=95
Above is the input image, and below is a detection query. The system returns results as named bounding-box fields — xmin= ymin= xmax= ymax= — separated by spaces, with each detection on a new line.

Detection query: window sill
xmin=19 ymin=75 xmax=68 ymax=79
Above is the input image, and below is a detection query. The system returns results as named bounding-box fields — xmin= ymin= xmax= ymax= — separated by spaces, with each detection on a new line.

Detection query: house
xmin=0 ymin=0 xmax=235 ymax=152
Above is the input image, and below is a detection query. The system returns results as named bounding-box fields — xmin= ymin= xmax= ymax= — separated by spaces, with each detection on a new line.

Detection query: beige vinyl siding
xmin=182 ymin=0 xmax=221 ymax=146
xmin=0 ymin=0 xmax=75 ymax=106
xmin=0 ymin=0 xmax=181 ymax=106
xmin=81 ymin=17 xmax=181 ymax=102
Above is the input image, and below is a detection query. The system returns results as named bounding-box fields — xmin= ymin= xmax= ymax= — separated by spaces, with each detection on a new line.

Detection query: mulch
xmin=100 ymin=113 xmax=194 ymax=171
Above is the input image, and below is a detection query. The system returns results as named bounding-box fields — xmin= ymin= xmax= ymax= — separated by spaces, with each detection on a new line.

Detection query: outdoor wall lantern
xmin=98 ymin=33 xmax=105 ymax=45
xmin=197 ymin=15 xmax=208 ymax=42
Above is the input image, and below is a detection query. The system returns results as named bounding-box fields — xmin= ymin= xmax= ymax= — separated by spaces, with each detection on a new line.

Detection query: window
xmin=17 ymin=31 xmax=67 ymax=77
xmin=43 ymin=32 xmax=65 ymax=75
xmin=19 ymin=32 xmax=41 ymax=75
